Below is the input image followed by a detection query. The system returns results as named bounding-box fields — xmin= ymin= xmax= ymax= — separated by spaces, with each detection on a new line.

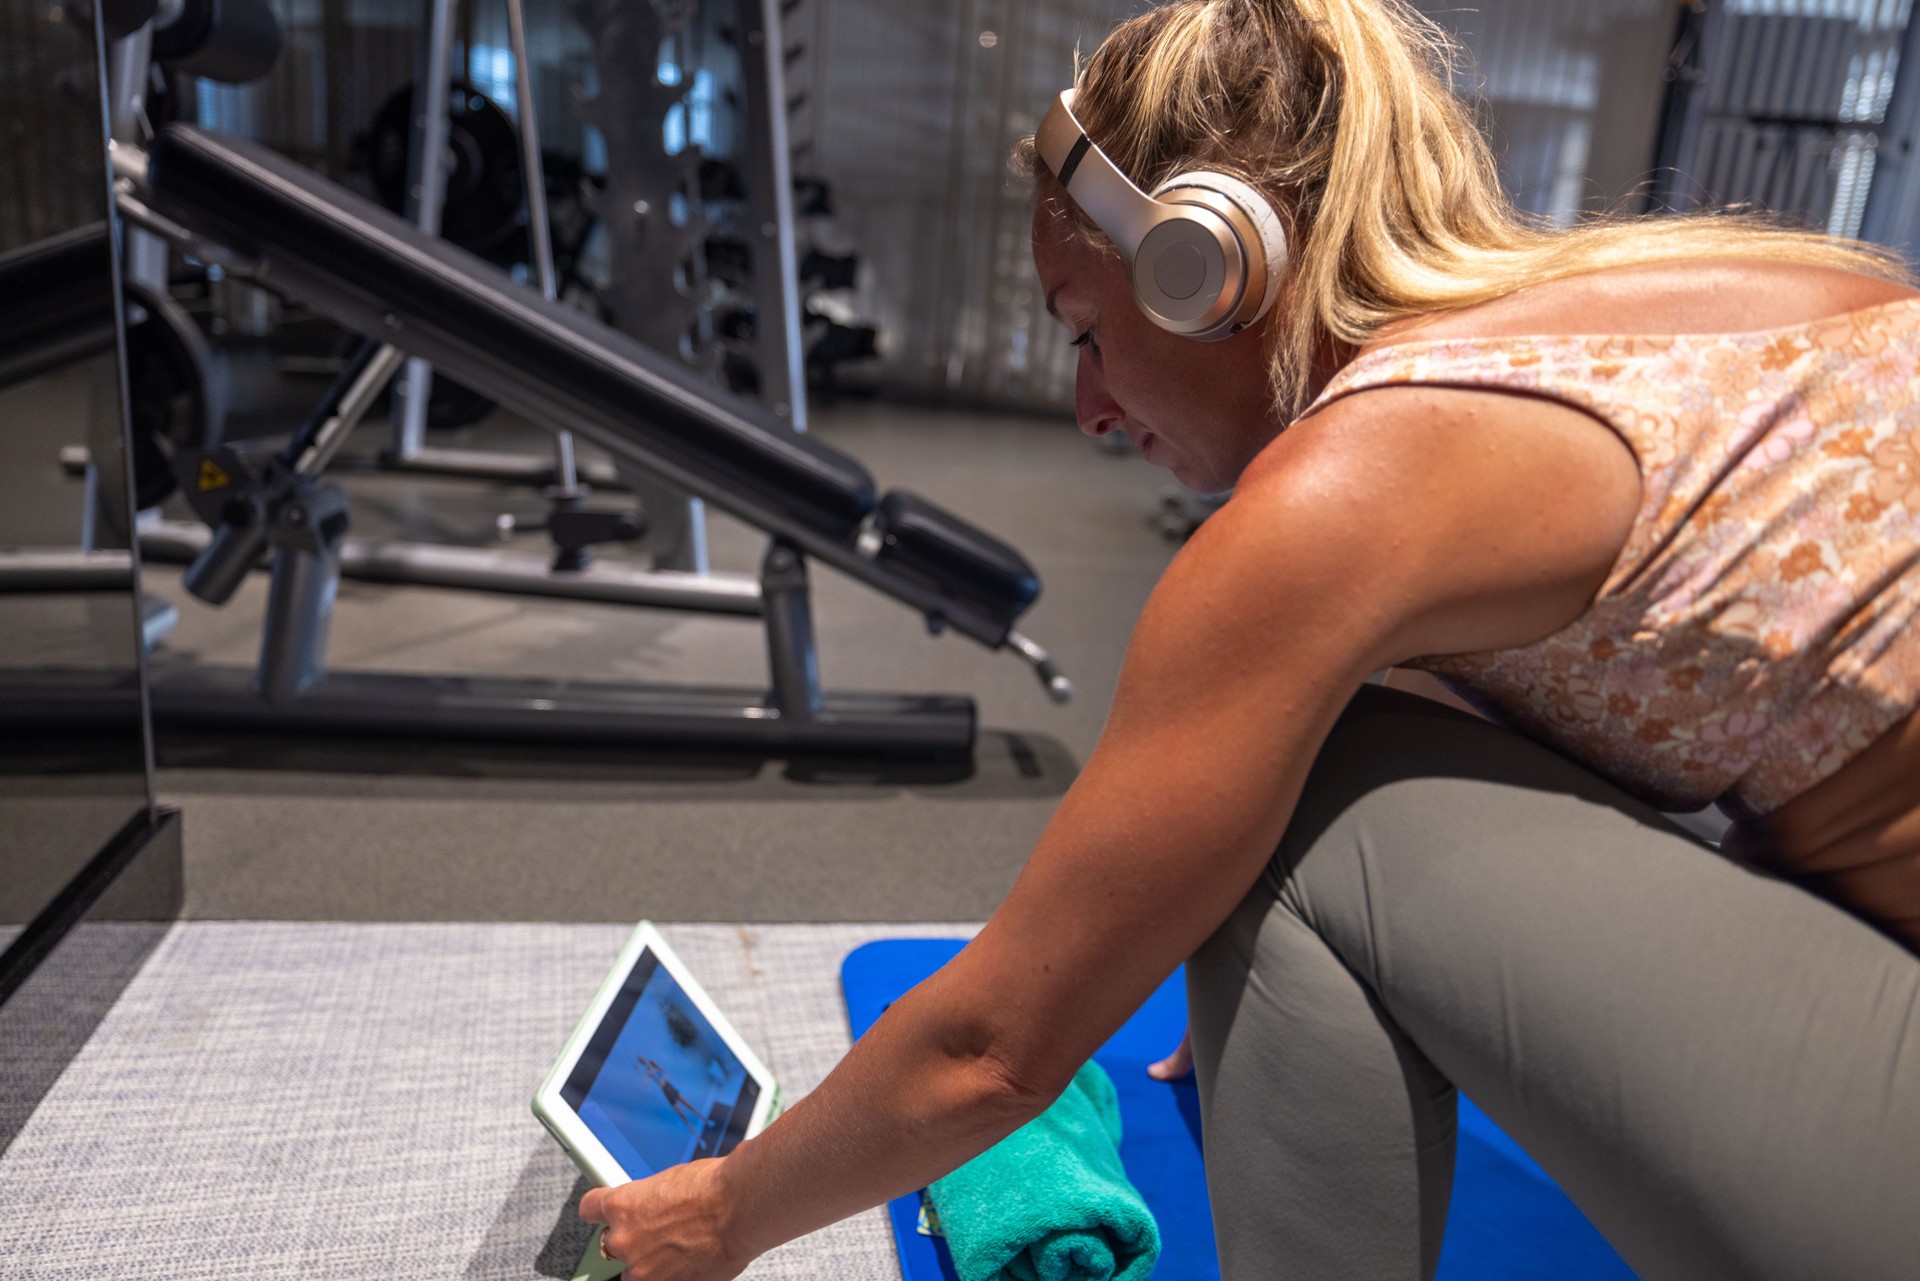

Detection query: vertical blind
xmin=1669 ymin=0 xmax=1913 ymax=238
xmin=812 ymin=0 xmax=1682 ymax=410
xmin=149 ymin=1 xmax=1920 ymax=411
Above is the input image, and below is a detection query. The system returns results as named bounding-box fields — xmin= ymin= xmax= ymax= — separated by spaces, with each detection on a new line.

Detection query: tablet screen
xmin=560 ymin=948 xmax=761 ymax=1179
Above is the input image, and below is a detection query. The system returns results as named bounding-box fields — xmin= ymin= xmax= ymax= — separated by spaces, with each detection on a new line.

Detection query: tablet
xmin=533 ymin=922 xmax=781 ymax=1189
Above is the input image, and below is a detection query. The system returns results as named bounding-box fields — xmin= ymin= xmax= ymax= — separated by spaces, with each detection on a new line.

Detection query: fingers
xmin=1146 ymin=1029 xmax=1194 ymax=1081
xmin=598 ymin=1221 xmax=635 ymax=1279
xmin=579 ymin=1187 xmax=608 ymax=1224
xmin=600 ymin=1225 xmax=625 ymax=1269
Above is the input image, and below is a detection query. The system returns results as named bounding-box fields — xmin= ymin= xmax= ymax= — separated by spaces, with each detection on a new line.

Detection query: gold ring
xmin=597 ymin=1229 xmax=616 ymax=1262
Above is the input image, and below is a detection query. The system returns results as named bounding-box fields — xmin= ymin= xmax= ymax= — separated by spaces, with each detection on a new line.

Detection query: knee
xmin=1185 ymin=689 xmax=1442 ymax=1011
xmin=1292 ymin=684 xmax=1499 ymax=824
xmin=1193 ymin=683 xmax=1600 ymax=1051
xmin=1282 ymin=683 xmax=1655 ymax=876
xmin=1256 ymin=684 xmax=1575 ymax=991
xmin=1273 ymin=685 xmax=1479 ymax=887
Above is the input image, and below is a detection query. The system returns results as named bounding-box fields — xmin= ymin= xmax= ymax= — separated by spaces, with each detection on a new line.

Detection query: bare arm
xmin=581 ymin=385 xmax=1641 ymax=1278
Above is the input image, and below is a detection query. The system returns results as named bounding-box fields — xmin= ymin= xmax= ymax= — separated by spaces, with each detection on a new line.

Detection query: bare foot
xmin=1147 ymin=1030 xmax=1193 ymax=1081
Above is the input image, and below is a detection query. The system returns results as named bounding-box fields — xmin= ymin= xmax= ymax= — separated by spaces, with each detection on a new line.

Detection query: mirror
xmin=0 ymin=0 xmax=164 ymax=1034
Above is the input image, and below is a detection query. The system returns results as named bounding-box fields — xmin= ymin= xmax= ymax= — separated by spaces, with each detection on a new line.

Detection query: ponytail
xmin=1019 ymin=0 xmax=1910 ymax=418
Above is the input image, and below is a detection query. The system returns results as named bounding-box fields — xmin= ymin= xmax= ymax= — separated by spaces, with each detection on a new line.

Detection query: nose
xmin=1074 ymin=350 xmax=1123 ymax=438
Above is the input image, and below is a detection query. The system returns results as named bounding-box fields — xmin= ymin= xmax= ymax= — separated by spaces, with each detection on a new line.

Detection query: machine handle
xmin=181 ymin=505 xmax=269 ymax=605
xmin=1007 ymin=630 xmax=1075 ymax=705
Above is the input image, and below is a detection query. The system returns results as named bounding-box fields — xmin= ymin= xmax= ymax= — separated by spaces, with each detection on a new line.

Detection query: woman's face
xmin=1031 ymin=195 xmax=1287 ymax=494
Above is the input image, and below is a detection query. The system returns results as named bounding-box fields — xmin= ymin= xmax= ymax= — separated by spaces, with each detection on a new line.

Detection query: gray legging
xmin=1187 ymin=685 xmax=1920 ymax=1281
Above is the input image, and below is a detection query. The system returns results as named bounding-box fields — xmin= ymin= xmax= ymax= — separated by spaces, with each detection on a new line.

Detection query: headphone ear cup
xmin=1150 ymin=172 xmax=1288 ymax=328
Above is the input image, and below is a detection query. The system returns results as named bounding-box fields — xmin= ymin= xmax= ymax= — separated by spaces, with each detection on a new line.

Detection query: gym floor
xmin=144 ymin=398 xmax=1180 ymax=922
xmin=1 ymin=395 xmax=1188 ymax=1281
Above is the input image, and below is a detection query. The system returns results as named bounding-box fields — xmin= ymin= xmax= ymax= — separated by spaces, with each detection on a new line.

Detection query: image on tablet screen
xmin=562 ymin=952 xmax=761 ymax=1179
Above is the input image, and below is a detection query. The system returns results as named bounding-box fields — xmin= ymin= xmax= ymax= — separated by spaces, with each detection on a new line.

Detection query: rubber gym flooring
xmin=145 ymin=399 xmax=1179 ymax=922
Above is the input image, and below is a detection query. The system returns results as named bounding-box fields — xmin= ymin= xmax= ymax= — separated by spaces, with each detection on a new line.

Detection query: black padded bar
xmin=0 ymin=668 xmax=976 ymax=759
xmin=145 ymin=125 xmax=873 ymax=536
xmin=0 ymin=222 xmax=116 ymax=393
xmin=140 ymin=125 xmax=1042 ymax=645
xmin=872 ymin=491 xmax=1040 ymax=627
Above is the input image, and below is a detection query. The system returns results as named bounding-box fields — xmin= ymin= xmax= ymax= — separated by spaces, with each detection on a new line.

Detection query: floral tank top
xmin=1305 ymin=297 xmax=1920 ymax=820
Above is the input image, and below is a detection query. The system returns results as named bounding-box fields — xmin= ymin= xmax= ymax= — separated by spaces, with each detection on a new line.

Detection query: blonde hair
xmin=1019 ymin=0 xmax=1912 ymax=418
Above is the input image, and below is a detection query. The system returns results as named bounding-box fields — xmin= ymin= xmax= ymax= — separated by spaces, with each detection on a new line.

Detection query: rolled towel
xmin=927 ymin=1060 xmax=1161 ymax=1281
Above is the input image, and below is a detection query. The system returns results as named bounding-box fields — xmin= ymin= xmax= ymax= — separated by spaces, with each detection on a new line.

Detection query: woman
xmin=581 ymin=2 xmax=1920 ymax=1277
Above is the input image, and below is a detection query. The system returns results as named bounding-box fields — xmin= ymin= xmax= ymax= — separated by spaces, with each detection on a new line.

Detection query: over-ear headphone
xmin=1036 ymin=89 xmax=1289 ymax=342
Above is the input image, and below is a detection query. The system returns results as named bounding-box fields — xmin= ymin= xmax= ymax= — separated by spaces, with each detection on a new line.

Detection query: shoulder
xmin=1376 ymin=260 xmax=1918 ymax=346
xmin=1243 ymin=375 xmax=1635 ymax=520
xmin=1202 ymin=380 xmax=1641 ymax=660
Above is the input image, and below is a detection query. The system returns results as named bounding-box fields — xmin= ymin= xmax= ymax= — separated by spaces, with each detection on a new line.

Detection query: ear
xmin=1150 ymin=171 xmax=1290 ymax=327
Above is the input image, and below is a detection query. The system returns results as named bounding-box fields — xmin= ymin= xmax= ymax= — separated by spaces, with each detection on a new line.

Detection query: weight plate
xmin=366 ymin=82 xmax=525 ymax=255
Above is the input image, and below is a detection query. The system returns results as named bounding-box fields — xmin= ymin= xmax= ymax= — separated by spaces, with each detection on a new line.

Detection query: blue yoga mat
xmin=840 ymin=939 xmax=1637 ymax=1281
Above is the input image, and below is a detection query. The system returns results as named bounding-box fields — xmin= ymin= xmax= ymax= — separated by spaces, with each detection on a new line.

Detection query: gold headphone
xmin=1036 ymin=89 xmax=1289 ymax=342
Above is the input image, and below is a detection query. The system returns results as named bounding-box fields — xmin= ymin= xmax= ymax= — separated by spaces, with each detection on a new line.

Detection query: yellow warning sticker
xmin=197 ymin=458 xmax=231 ymax=492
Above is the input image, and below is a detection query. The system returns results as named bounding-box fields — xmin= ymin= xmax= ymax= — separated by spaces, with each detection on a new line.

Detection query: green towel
xmin=926 ymin=1061 xmax=1161 ymax=1281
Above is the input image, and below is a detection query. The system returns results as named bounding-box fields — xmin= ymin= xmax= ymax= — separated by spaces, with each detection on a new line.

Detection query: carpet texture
xmin=0 ymin=921 xmax=977 ymax=1280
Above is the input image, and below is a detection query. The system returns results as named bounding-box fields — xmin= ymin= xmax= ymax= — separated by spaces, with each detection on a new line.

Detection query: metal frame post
xmin=98 ymin=26 xmax=168 ymax=541
xmin=255 ymin=479 xmax=350 ymax=702
xmin=389 ymin=0 xmax=459 ymax=459
xmin=760 ymin=538 xmax=821 ymax=721
xmin=503 ymin=0 xmax=581 ymax=500
xmin=735 ymin=0 xmax=807 ymax=430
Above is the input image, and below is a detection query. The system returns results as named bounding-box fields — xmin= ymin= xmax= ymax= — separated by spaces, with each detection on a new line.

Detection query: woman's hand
xmin=578 ymin=1158 xmax=748 ymax=1281
xmin=1147 ymin=1028 xmax=1193 ymax=1081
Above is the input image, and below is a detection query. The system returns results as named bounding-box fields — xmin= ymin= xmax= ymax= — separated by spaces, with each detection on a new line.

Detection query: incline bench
xmin=9 ymin=125 xmax=1074 ymax=757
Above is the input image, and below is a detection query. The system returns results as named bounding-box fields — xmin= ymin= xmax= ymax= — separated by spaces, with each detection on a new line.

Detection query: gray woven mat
xmin=0 ymin=921 xmax=977 ymax=1280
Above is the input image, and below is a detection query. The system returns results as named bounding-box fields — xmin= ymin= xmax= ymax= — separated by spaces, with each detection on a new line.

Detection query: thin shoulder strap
xmin=1297 ymin=333 xmax=1647 ymax=437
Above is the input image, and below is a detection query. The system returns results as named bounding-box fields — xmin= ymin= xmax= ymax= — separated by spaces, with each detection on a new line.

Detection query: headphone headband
xmin=1035 ymin=89 xmax=1162 ymax=258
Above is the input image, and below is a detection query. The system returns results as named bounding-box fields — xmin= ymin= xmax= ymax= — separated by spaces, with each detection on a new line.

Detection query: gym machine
xmin=103 ymin=124 xmax=1069 ymax=755
xmin=126 ymin=0 xmax=758 ymax=617
xmin=130 ymin=0 xmax=840 ymax=607
xmin=3 ymin=0 xmax=1072 ymax=758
